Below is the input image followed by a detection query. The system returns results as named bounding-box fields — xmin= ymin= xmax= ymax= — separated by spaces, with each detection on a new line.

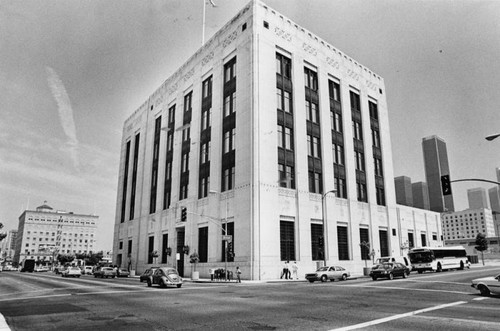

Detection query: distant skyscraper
xmin=468 ymin=188 xmax=489 ymax=209
xmin=412 ymin=182 xmax=430 ymax=210
xmin=422 ymin=135 xmax=454 ymax=212
xmin=488 ymin=186 xmax=500 ymax=212
xmin=394 ymin=176 xmax=413 ymax=206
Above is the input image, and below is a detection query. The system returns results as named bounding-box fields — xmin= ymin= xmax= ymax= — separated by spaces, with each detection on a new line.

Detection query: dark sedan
xmin=139 ymin=267 xmax=158 ymax=283
xmin=370 ymin=262 xmax=410 ymax=281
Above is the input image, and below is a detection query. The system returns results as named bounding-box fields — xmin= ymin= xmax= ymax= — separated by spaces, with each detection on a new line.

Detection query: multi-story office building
xmin=412 ymin=182 xmax=430 ymax=210
xmin=13 ymin=202 xmax=98 ymax=265
xmin=113 ymin=0 xmax=442 ymax=280
xmin=442 ymin=208 xmax=495 ymax=241
xmin=394 ymin=176 xmax=413 ymax=206
xmin=422 ymin=135 xmax=455 ymax=212
xmin=468 ymin=188 xmax=489 ymax=209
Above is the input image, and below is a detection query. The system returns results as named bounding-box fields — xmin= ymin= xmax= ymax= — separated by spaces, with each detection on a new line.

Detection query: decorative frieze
xmin=202 ymin=51 xmax=214 ymax=66
xmin=366 ymin=80 xmax=377 ymax=91
xmin=326 ymin=57 xmax=340 ymax=70
xmin=222 ymin=30 xmax=238 ymax=48
xmin=183 ymin=68 xmax=195 ymax=82
xmin=347 ymin=68 xmax=360 ymax=81
xmin=302 ymin=42 xmax=317 ymax=56
xmin=274 ymin=27 xmax=292 ymax=42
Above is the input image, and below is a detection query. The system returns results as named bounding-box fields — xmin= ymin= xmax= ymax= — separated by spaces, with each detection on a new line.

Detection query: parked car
xmin=305 ymin=266 xmax=351 ymax=283
xmin=139 ymin=267 xmax=158 ymax=283
xmin=117 ymin=268 xmax=130 ymax=277
xmin=147 ymin=267 xmax=182 ymax=288
xmin=370 ymin=262 xmax=410 ymax=281
xmin=375 ymin=256 xmax=412 ymax=271
xmin=2 ymin=265 xmax=17 ymax=271
xmin=94 ymin=266 xmax=116 ymax=278
xmin=471 ymin=274 xmax=500 ymax=296
xmin=61 ymin=266 xmax=82 ymax=278
xmin=83 ymin=266 xmax=94 ymax=275
xmin=34 ymin=266 xmax=50 ymax=272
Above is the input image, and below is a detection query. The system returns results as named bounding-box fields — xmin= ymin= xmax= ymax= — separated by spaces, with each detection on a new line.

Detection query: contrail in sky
xmin=45 ymin=66 xmax=80 ymax=170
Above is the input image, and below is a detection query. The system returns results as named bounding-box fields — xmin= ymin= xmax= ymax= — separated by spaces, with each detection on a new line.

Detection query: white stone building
xmin=442 ymin=208 xmax=496 ymax=242
xmin=13 ymin=202 xmax=98 ymax=265
xmin=113 ymin=0 xmax=442 ymax=280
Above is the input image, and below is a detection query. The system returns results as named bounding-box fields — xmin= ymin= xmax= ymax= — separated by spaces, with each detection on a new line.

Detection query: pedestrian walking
xmin=281 ymin=261 xmax=290 ymax=279
xmin=236 ymin=266 xmax=242 ymax=283
xmin=291 ymin=261 xmax=298 ymax=280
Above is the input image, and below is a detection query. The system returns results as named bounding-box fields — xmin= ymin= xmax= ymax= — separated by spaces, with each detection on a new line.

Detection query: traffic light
xmin=181 ymin=207 xmax=187 ymax=222
xmin=318 ymin=236 xmax=324 ymax=248
xmin=441 ymin=175 xmax=452 ymax=196
xmin=227 ymin=242 xmax=234 ymax=258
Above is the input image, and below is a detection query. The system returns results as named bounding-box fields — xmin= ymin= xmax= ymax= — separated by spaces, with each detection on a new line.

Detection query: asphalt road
xmin=1 ymin=266 xmax=499 ymax=331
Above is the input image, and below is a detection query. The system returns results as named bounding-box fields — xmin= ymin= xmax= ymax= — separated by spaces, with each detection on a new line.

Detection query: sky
xmin=1 ymin=0 xmax=499 ymax=251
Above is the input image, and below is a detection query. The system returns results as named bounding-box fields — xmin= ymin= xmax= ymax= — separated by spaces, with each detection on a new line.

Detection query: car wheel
xmin=388 ymin=273 xmax=394 ymax=280
xmin=94 ymin=274 xmax=97 ymax=278
xmin=176 ymin=284 xmax=182 ymax=288
xmin=371 ymin=276 xmax=377 ymax=281
xmin=147 ymin=279 xmax=152 ymax=287
xmin=341 ymin=274 xmax=347 ymax=281
xmin=77 ymin=275 xmax=81 ymax=278
xmin=308 ymin=280 xmax=315 ymax=283
xmin=160 ymin=280 xmax=166 ymax=288
xmin=330 ymin=279 xmax=335 ymax=282
xmin=478 ymin=285 xmax=490 ymax=297
xmin=418 ymin=270 xmax=423 ymax=274
xmin=320 ymin=275 xmax=328 ymax=282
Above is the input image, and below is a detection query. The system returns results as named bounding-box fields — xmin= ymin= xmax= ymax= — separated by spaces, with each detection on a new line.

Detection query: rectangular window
xmin=161 ymin=233 xmax=168 ymax=264
xmin=408 ymin=232 xmax=414 ymax=249
xmin=359 ymin=228 xmax=370 ymax=260
xmin=198 ymin=227 xmax=208 ymax=263
xmin=129 ymin=133 xmax=140 ymax=220
xmin=337 ymin=226 xmax=349 ymax=260
xmin=120 ymin=141 xmax=131 ymax=223
xmin=147 ymin=236 xmax=154 ymax=264
xmin=150 ymin=116 xmax=162 ymax=214
xmin=280 ymin=220 xmax=295 ymax=261
xmin=357 ymin=182 xmax=367 ymax=202
xmin=311 ymin=223 xmax=324 ymax=261
xmin=224 ymin=58 xmax=236 ymax=83
xmin=278 ymin=164 xmax=295 ymax=189
xmin=421 ymin=233 xmax=427 ymax=247
xmin=379 ymin=229 xmax=389 ymax=257
xmin=222 ymin=166 xmax=235 ymax=192
xmin=128 ymin=240 xmax=132 ymax=255
xmin=308 ymin=171 xmax=322 ymax=194
xmin=222 ymin=222 xmax=234 ymax=262
xmin=223 ymin=92 xmax=236 ymax=117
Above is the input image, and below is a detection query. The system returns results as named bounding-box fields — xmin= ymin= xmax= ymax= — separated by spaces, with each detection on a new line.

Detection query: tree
xmin=57 ymin=254 xmax=75 ymax=265
xmin=475 ymin=233 xmax=488 ymax=266
xmin=0 ymin=223 xmax=7 ymax=242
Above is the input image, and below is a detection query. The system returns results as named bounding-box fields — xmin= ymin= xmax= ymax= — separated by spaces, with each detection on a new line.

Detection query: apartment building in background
xmin=13 ymin=202 xmax=98 ymax=265
xmin=113 ymin=0 xmax=442 ymax=280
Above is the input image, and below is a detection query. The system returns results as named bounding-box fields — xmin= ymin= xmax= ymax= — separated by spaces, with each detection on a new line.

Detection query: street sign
xmin=222 ymin=235 xmax=232 ymax=242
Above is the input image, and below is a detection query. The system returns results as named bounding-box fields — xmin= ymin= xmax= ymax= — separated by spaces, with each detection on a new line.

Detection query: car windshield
xmin=70 ymin=267 xmax=79 ymax=270
xmin=103 ymin=268 xmax=113 ymax=271
xmin=373 ymin=263 xmax=392 ymax=270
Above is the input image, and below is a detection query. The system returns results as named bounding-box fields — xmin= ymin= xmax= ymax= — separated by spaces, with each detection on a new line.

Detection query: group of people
xmin=280 ymin=261 xmax=299 ymax=280
xmin=209 ymin=266 xmax=242 ymax=283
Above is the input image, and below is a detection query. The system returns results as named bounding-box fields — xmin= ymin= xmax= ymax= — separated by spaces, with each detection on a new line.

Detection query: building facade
xmin=13 ymin=202 xmax=98 ymax=265
xmin=468 ymin=188 xmax=489 ymax=209
xmin=442 ymin=208 xmax=496 ymax=241
xmin=422 ymin=135 xmax=455 ymax=212
xmin=394 ymin=176 xmax=413 ymax=207
xmin=0 ymin=229 xmax=17 ymax=261
xmin=113 ymin=0 xmax=442 ymax=280
xmin=412 ymin=182 xmax=430 ymax=210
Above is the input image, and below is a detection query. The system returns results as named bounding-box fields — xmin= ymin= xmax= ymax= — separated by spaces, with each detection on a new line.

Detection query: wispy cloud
xmin=45 ymin=66 xmax=80 ymax=170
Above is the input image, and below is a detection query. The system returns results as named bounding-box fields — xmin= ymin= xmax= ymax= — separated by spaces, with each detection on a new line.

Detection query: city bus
xmin=408 ymin=246 xmax=469 ymax=273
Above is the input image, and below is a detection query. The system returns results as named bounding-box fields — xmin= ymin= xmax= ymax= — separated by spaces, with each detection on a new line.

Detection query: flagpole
xmin=202 ymin=0 xmax=206 ymax=46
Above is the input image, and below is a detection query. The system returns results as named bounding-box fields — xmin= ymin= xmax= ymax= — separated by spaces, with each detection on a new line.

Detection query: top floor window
xmin=184 ymin=93 xmax=192 ymax=113
xmin=369 ymin=101 xmax=378 ymax=120
xmin=202 ymin=76 xmax=212 ymax=99
xmin=224 ymin=58 xmax=236 ymax=83
xmin=304 ymin=68 xmax=318 ymax=91
xmin=276 ymin=53 xmax=292 ymax=79
xmin=350 ymin=91 xmax=360 ymax=111
xmin=329 ymin=81 xmax=341 ymax=102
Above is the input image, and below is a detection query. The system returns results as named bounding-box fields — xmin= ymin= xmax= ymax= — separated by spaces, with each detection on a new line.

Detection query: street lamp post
xmin=321 ymin=189 xmax=337 ymax=267
xmin=209 ymin=190 xmax=229 ymax=281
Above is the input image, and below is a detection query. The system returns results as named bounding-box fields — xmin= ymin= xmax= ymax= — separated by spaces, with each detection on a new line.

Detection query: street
xmin=0 ymin=266 xmax=499 ymax=331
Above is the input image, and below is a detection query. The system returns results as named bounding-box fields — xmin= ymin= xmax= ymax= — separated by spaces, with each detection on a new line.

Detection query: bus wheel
xmin=418 ymin=270 xmax=423 ymax=274
xmin=459 ymin=261 xmax=464 ymax=270
xmin=436 ymin=263 xmax=442 ymax=272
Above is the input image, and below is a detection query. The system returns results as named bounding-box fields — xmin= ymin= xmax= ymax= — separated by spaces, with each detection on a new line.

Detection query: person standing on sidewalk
xmin=291 ymin=261 xmax=298 ymax=280
xmin=236 ymin=266 xmax=242 ymax=283
xmin=281 ymin=261 xmax=290 ymax=279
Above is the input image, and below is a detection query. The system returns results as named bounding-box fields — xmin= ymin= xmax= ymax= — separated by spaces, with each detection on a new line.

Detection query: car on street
xmin=117 ymin=268 xmax=130 ymax=277
xmin=83 ymin=266 xmax=94 ymax=275
xmin=94 ymin=266 xmax=116 ymax=278
xmin=305 ymin=266 xmax=351 ymax=283
xmin=61 ymin=266 xmax=82 ymax=277
xmin=147 ymin=267 xmax=183 ymax=288
xmin=139 ymin=267 xmax=158 ymax=283
xmin=370 ymin=262 xmax=410 ymax=281
xmin=2 ymin=265 xmax=17 ymax=271
xmin=471 ymin=274 xmax=500 ymax=296
xmin=35 ymin=266 xmax=50 ymax=272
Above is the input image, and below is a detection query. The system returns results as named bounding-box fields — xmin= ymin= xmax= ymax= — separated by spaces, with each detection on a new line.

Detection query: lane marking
xmin=342 ymin=284 xmax=471 ymax=295
xmin=330 ymin=301 xmax=467 ymax=331
xmin=472 ymin=297 xmax=490 ymax=301
xmin=0 ymin=312 xmax=12 ymax=331
xmin=404 ymin=280 xmax=470 ymax=285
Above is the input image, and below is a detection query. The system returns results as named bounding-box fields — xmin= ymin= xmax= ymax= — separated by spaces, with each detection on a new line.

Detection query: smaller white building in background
xmin=442 ymin=208 xmax=496 ymax=242
xmin=13 ymin=202 xmax=98 ymax=265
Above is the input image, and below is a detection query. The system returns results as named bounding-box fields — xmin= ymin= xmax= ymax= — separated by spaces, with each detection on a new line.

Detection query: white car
xmin=61 ymin=266 xmax=82 ymax=278
xmin=471 ymin=274 xmax=500 ymax=296
xmin=83 ymin=266 xmax=94 ymax=275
